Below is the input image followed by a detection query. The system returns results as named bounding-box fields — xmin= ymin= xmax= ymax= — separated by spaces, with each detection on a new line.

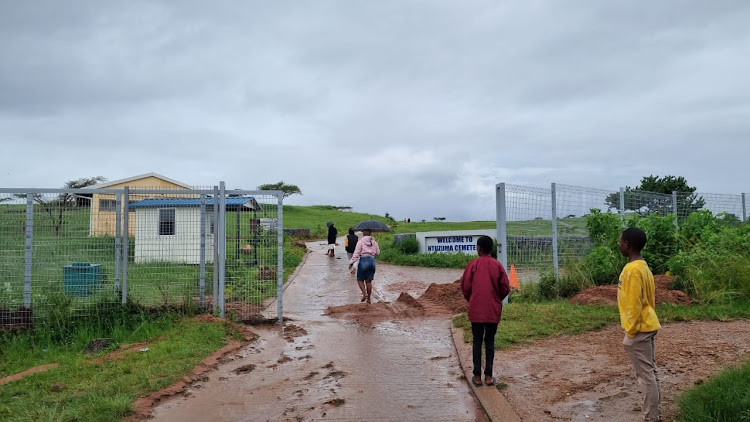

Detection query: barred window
xmin=159 ymin=209 xmax=176 ymax=236
xmin=99 ymin=199 xmax=117 ymax=211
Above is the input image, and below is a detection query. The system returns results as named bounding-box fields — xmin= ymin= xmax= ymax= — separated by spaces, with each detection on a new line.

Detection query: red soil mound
xmin=325 ymin=280 xmax=469 ymax=322
xmin=570 ymin=275 xmax=692 ymax=306
xmin=396 ymin=292 xmax=424 ymax=309
xmin=419 ymin=280 xmax=468 ymax=314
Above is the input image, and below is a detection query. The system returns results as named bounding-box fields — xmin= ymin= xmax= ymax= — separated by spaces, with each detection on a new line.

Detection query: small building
xmin=130 ymin=197 xmax=262 ymax=264
xmin=89 ymin=173 xmax=193 ymax=237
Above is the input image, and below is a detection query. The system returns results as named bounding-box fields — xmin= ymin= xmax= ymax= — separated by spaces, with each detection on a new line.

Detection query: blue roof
xmin=129 ymin=197 xmax=260 ymax=210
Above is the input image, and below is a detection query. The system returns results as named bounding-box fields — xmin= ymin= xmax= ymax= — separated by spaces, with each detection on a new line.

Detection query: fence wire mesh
xmin=0 ymin=184 xmax=283 ymax=329
xmin=555 ymin=184 xmax=612 ymax=267
xmin=504 ymin=184 xmax=553 ymax=283
xmin=498 ymin=183 xmax=749 ymax=283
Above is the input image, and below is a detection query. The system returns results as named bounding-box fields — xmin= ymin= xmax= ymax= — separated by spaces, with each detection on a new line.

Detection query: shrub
xmin=637 ymin=213 xmax=677 ymax=274
xmin=669 ymin=227 xmax=750 ymax=302
xmin=716 ymin=212 xmax=742 ymax=228
xmin=586 ymin=209 xmax=622 ymax=249
xmin=558 ymin=276 xmax=582 ymax=298
xmin=537 ymin=272 xmax=558 ymax=300
xmin=398 ymin=236 xmax=420 ymax=254
xmin=679 ymin=210 xmax=717 ymax=245
xmin=558 ymin=261 xmax=595 ymax=298
xmin=584 ymin=246 xmax=623 ymax=285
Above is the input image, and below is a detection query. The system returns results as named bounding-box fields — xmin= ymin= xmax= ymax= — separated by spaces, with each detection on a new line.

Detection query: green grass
xmin=453 ymin=300 xmax=750 ymax=349
xmin=453 ymin=301 xmax=616 ymax=348
xmin=282 ymin=205 xmax=392 ymax=237
xmin=0 ymin=312 xmax=237 ymax=421
xmin=0 ymin=306 xmax=182 ymax=377
xmin=390 ymin=220 xmax=496 ymax=234
xmin=282 ymin=204 xmax=588 ymax=237
xmin=677 ymin=360 xmax=750 ymax=422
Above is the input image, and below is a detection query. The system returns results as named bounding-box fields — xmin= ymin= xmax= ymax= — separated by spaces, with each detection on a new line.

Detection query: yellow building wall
xmin=90 ymin=176 xmax=195 ymax=236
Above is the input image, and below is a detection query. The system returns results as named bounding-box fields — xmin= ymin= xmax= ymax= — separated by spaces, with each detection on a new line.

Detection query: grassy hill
xmin=285 ymin=205 xmax=588 ymax=237
xmin=283 ymin=205 xmax=391 ymax=237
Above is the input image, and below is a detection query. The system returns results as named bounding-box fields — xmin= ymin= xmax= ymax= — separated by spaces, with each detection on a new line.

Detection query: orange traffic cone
xmin=509 ymin=264 xmax=521 ymax=291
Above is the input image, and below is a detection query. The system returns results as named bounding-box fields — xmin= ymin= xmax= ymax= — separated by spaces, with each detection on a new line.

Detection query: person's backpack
xmin=345 ymin=234 xmax=358 ymax=252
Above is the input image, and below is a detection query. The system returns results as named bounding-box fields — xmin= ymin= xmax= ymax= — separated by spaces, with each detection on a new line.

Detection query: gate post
xmin=218 ymin=182 xmax=226 ymax=318
xmin=277 ymin=193 xmax=284 ymax=324
xmin=115 ymin=192 xmax=122 ymax=296
xmin=551 ymin=183 xmax=559 ymax=280
xmin=122 ymin=186 xmax=129 ymax=304
xmin=496 ymin=183 xmax=508 ymax=304
xmin=24 ymin=193 xmax=34 ymax=309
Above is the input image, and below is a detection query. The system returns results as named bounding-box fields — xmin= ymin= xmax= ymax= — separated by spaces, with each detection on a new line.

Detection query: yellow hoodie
xmin=617 ymin=260 xmax=661 ymax=337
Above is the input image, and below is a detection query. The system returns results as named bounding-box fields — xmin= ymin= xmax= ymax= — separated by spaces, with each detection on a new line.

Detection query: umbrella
xmin=352 ymin=220 xmax=390 ymax=232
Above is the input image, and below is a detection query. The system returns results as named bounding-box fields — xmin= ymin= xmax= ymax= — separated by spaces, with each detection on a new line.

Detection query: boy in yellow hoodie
xmin=618 ymin=227 xmax=662 ymax=422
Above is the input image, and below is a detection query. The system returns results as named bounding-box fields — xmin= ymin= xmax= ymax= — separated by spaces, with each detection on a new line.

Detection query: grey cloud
xmin=1 ymin=1 xmax=749 ymax=221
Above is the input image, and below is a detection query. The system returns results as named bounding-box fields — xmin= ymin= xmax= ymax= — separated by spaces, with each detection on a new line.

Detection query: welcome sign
xmin=415 ymin=229 xmax=496 ymax=255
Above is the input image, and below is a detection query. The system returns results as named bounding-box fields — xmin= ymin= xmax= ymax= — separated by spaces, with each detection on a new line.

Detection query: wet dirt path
xmin=151 ymin=241 xmax=487 ymax=422
xmin=498 ymin=320 xmax=750 ymax=422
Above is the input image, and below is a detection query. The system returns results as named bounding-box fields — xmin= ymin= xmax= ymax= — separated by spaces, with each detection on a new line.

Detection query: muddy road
xmin=150 ymin=241 xmax=487 ymax=422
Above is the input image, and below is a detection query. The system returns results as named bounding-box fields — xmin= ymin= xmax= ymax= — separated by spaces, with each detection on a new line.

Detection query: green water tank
xmin=63 ymin=263 xmax=102 ymax=297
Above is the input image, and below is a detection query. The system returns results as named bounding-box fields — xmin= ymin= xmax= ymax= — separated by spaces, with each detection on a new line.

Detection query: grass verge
xmin=0 ymin=312 xmax=240 ymax=421
xmin=452 ymin=300 xmax=750 ymax=349
xmin=677 ymin=360 xmax=750 ymax=422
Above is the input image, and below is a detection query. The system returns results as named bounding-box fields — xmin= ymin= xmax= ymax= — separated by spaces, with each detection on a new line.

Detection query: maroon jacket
xmin=461 ymin=256 xmax=510 ymax=323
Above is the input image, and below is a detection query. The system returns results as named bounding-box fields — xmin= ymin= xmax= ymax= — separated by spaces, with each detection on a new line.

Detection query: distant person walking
xmin=460 ymin=236 xmax=510 ymax=387
xmin=345 ymin=228 xmax=359 ymax=273
xmin=326 ymin=222 xmax=338 ymax=257
xmin=348 ymin=229 xmax=380 ymax=303
xmin=618 ymin=227 xmax=661 ymax=422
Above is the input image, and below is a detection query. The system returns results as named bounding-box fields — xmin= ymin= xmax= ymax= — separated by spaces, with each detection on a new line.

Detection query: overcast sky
xmin=1 ymin=1 xmax=749 ymax=221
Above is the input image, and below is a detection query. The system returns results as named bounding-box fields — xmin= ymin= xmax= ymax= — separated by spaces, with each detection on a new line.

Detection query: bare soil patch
xmin=90 ymin=340 xmax=157 ymax=364
xmin=497 ymin=320 xmax=750 ymax=421
xmin=570 ymin=275 xmax=692 ymax=306
xmin=0 ymin=363 xmax=60 ymax=386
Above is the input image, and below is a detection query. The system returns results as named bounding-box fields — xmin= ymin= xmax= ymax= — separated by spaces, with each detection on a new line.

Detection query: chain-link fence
xmin=0 ymin=183 xmax=284 ymax=329
xmin=496 ymin=182 xmax=748 ymax=281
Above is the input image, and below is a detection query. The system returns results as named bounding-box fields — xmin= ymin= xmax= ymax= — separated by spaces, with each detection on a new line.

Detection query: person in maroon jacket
xmin=461 ymin=235 xmax=510 ymax=387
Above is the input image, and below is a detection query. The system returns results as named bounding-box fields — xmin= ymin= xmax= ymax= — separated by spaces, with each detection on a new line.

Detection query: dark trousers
xmin=471 ymin=322 xmax=498 ymax=377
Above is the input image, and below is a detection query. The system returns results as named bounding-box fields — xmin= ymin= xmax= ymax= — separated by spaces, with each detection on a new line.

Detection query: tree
xmin=433 ymin=217 xmax=446 ymax=222
xmin=334 ymin=206 xmax=352 ymax=211
xmin=16 ymin=176 xmax=106 ymax=236
xmin=605 ymin=175 xmax=704 ymax=217
xmin=257 ymin=181 xmax=302 ymax=199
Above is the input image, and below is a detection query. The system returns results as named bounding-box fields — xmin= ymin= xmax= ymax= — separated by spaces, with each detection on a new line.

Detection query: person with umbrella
xmin=326 ymin=222 xmax=338 ymax=257
xmin=348 ymin=221 xmax=385 ymax=303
